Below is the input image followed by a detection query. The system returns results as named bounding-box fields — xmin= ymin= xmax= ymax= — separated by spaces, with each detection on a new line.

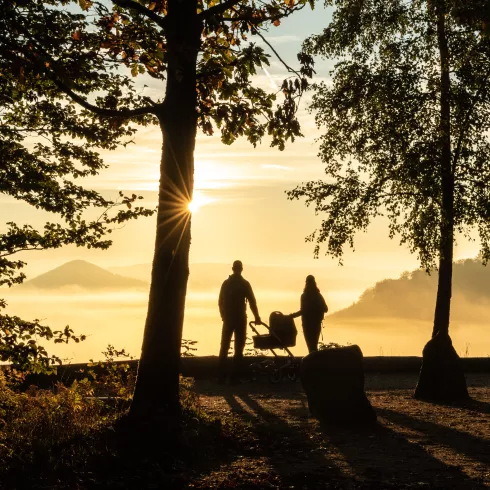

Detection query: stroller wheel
xmin=287 ymin=367 xmax=297 ymax=382
xmin=268 ymin=368 xmax=282 ymax=384
xmin=249 ymin=363 xmax=259 ymax=382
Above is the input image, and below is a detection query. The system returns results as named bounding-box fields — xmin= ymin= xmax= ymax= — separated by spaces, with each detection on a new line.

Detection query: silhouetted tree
xmin=0 ymin=1 xmax=154 ymax=372
xmin=2 ymin=0 xmax=315 ymax=420
xmin=288 ymin=0 xmax=490 ymax=401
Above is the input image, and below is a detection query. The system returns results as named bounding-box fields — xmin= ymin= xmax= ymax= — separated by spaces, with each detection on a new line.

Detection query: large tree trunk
xmin=129 ymin=0 xmax=202 ymax=422
xmin=415 ymin=4 xmax=468 ymax=401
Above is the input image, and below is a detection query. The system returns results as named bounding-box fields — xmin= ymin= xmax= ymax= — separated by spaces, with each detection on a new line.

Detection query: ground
xmin=189 ymin=373 xmax=490 ymax=489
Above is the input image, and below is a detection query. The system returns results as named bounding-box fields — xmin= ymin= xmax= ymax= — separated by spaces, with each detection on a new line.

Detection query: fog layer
xmin=4 ymin=258 xmax=489 ymax=362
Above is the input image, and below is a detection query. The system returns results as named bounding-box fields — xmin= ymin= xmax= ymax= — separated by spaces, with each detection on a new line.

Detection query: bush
xmin=0 ymin=345 xmax=245 ymax=488
xmin=0 ymin=369 xmax=109 ymax=472
xmin=83 ymin=345 xmax=136 ymax=401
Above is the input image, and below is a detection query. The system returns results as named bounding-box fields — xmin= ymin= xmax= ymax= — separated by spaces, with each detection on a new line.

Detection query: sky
xmin=2 ymin=2 xmax=485 ymax=361
xmin=7 ymin=3 xmax=480 ymax=275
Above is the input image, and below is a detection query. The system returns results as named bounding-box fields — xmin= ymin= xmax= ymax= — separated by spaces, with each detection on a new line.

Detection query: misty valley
xmin=4 ymin=258 xmax=490 ymax=363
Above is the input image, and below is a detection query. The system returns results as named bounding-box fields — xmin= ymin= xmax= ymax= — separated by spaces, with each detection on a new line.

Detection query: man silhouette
xmin=218 ymin=260 xmax=261 ymax=384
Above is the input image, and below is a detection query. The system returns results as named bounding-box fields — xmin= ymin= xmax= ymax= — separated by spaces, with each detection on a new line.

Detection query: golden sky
xmin=2 ymin=4 xmax=485 ymax=362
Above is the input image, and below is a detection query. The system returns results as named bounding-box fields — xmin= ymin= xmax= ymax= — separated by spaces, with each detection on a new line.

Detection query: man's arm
xmin=218 ymin=281 xmax=226 ymax=320
xmin=245 ymin=281 xmax=261 ymax=324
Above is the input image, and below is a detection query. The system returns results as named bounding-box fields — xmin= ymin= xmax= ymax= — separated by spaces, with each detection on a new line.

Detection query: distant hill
xmin=23 ymin=260 xmax=148 ymax=291
xmin=109 ymin=262 xmax=372 ymax=293
xmin=330 ymin=258 xmax=490 ymax=322
xmin=109 ymin=263 xmax=303 ymax=289
xmin=109 ymin=263 xmax=152 ymax=283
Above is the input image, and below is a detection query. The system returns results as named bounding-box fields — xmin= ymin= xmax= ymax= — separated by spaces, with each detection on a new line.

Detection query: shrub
xmin=0 ymin=369 xmax=108 ymax=472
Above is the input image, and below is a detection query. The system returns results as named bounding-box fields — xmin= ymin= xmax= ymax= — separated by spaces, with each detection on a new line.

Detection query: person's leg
xmin=303 ymin=322 xmax=320 ymax=353
xmin=231 ymin=317 xmax=247 ymax=382
xmin=218 ymin=321 xmax=234 ymax=382
xmin=311 ymin=322 xmax=322 ymax=352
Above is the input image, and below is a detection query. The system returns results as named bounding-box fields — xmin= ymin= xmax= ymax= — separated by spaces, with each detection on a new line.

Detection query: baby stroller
xmin=248 ymin=311 xmax=300 ymax=383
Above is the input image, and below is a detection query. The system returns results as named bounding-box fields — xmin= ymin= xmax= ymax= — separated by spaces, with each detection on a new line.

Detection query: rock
xmin=414 ymin=333 xmax=469 ymax=402
xmin=300 ymin=345 xmax=377 ymax=425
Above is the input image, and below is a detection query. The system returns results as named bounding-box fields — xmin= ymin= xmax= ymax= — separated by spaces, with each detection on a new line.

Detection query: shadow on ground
xmin=192 ymin=377 xmax=490 ymax=488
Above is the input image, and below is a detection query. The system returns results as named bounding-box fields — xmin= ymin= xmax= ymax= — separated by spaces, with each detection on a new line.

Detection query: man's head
xmin=232 ymin=260 xmax=243 ymax=275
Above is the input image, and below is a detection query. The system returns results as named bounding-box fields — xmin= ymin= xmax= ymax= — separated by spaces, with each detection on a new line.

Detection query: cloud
xmin=256 ymin=34 xmax=301 ymax=45
xmin=261 ymin=164 xmax=292 ymax=171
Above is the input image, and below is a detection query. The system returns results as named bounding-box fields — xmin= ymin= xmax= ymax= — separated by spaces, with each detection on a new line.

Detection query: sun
xmin=187 ymin=190 xmax=213 ymax=213
xmin=188 ymin=199 xmax=199 ymax=213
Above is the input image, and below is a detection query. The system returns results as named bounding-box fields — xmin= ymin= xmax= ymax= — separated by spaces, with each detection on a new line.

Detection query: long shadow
xmin=195 ymin=378 xmax=303 ymax=400
xmin=378 ymin=406 xmax=490 ymax=468
xmin=453 ymin=397 xmax=490 ymax=415
xmin=235 ymin=392 xmax=487 ymax=488
xmin=232 ymin=392 xmax=353 ymax=489
xmin=321 ymin=420 xmax=488 ymax=488
xmin=223 ymin=391 xmax=256 ymax=420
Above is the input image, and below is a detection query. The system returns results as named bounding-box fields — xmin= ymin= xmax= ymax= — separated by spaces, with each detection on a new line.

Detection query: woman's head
xmin=304 ymin=275 xmax=319 ymax=292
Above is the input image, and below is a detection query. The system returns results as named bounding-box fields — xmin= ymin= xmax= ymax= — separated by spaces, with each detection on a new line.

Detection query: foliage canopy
xmin=0 ymin=0 xmax=154 ymax=372
xmin=288 ymin=0 xmax=490 ymax=272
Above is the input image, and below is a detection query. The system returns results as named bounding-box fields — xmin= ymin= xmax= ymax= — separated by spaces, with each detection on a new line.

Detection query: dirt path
xmin=189 ymin=374 xmax=490 ymax=489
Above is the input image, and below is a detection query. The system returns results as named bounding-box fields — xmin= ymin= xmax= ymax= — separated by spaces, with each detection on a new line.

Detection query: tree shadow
xmin=219 ymin=391 xmax=487 ymax=488
xmin=454 ymin=397 xmax=490 ymax=415
xmin=232 ymin=392 xmax=353 ymax=488
xmin=320 ymin=419 xmax=487 ymax=488
xmin=378 ymin=406 xmax=490 ymax=469
xmin=195 ymin=378 xmax=303 ymax=401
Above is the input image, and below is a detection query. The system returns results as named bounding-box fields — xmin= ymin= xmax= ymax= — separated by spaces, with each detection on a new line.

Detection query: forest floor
xmin=188 ymin=373 xmax=490 ymax=489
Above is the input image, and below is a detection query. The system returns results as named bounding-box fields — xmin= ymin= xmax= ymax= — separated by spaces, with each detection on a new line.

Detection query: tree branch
xmin=5 ymin=14 xmax=160 ymax=119
xmin=5 ymin=45 xmax=159 ymax=119
xmin=253 ymin=29 xmax=301 ymax=77
xmin=51 ymin=73 xmax=159 ymax=118
xmin=199 ymin=0 xmax=243 ymax=21
xmin=112 ymin=0 xmax=168 ymax=30
xmin=0 ymin=247 xmax=44 ymax=258
xmin=217 ymin=4 xmax=305 ymax=24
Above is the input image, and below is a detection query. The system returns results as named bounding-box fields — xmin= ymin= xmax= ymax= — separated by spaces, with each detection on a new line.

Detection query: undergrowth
xmin=0 ymin=347 xmax=247 ymax=489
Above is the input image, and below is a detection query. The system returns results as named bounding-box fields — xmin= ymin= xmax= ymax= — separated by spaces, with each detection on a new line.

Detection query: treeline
xmin=332 ymin=258 xmax=490 ymax=322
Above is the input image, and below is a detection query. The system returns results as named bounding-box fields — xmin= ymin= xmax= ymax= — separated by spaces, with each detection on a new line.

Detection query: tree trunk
xmin=129 ymin=0 xmax=201 ymax=422
xmin=432 ymin=2 xmax=454 ymax=339
xmin=415 ymin=4 xmax=468 ymax=401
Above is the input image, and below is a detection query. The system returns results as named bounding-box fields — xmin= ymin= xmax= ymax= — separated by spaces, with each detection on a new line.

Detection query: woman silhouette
xmin=290 ymin=275 xmax=328 ymax=353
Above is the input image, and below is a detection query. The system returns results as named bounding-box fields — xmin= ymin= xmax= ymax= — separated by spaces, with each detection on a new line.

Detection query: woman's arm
xmin=289 ymin=293 xmax=304 ymax=318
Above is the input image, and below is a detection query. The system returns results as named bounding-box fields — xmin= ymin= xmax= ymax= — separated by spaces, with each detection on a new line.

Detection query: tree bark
xmin=415 ymin=5 xmax=468 ymax=401
xmin=129 ymin=0 xmax=201 ymax=422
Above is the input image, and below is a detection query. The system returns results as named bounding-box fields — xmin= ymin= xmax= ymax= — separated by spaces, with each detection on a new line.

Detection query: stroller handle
xmin=249 ymin=319 xmax=269 ymax=336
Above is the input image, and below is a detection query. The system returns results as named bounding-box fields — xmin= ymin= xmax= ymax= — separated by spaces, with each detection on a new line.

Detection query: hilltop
xmin=22 ymin=260 xmax=148 ymax=291
xmin=329 ymin=258 xmax=490 ymax=322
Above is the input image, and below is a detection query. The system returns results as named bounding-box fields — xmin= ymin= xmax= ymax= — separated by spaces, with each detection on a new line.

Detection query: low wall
xmin=20 ymin=355 xmax=490 ymax=389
